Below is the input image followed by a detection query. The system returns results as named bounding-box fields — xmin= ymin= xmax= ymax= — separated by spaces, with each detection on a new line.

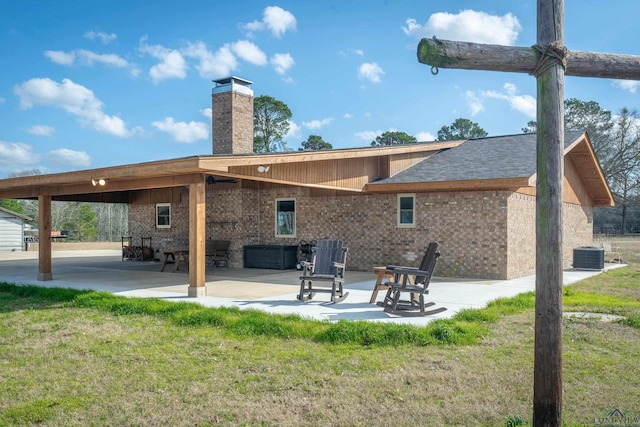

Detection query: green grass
xmin=2 ymin=272 xmax=637 ymax=353
xmin=1 ymin=259 xmax=639 ymax=426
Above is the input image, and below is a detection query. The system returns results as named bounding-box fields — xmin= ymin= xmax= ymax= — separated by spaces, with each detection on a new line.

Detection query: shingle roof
xmin=370 ymin=131 xmax=586 ymax=185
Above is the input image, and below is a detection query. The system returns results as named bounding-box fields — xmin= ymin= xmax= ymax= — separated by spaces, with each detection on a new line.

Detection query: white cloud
xmin=75 ymin=49 xmax=128 ymax=68
xmin=44 ymin=50 xmax=76 ymax=65
xmin=244 ymin=6 xmax=297 ymax=38
xmin=416 ymin=131 xmax=435 ymax=141
xmin=0 ymin=97 xmax=4 ymax=104
xmin=343 ymin=113 xmax=353 ymax=119
xmin=403 ymin=10 xmax=522 ymax=45
xmin=84 ymin=30 xmax=117 ymax=44
xmin=286 ymin=120 xmax=301 ymax=140
xmin=231 ymin=40 xmax=267 ymax=66
xmin=465 ymin=90 xmax=485 ymax=116
xmin=302 ymin=118 xmax=334 ymax=130
xmin=355 ymin=130 xmax=382 ymax=141
xmin=47 ymin=148 xmax=91 ymax=167
xmin=0 ymin=141 xmax=40 ymax=167
xmin=352 ymin=49 xmax=364 ymax=56
xmin=183 ymin=42 xmax=237 ymax=79
xmin=151 ymin=117 xmax=209 ymax=143
xmin=14 ymin=77 xmax=130 ymax=137
xmin=27 ymin=125 xmax=55 ymax=136
xmin=45 ymin=49 xmax=135 ymax=75
xmin=481 ymin=83 xmax=536 ymax=118
xmin=612 ymin=79 xmax=640 ymax=94
xmin=200 ymin=108 xmax=212 ymax=118
xmin=270 ymin=53 xmax=294 ymax=74
xmin=139 ymin=37 xmax=188 ymax=83
xmin=359 ymin=62 xmax=384 ymax=83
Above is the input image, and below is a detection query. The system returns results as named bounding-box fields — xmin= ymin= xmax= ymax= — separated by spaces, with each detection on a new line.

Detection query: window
xmin=397 ymin=194 xmax=415 ymax=227
xmin=156 ymin=203 xmax=171 ymax=228
xmin=275 ymin=199 xmax=295 ymax=237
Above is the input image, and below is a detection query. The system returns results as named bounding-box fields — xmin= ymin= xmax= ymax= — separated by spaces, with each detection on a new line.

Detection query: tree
xmin=0 ymin=199 xmax=24 ymax=214
xmin=1 ymin=169 xmax=42 ymax=223
xmin=523 ymin=98 xmax=615 ymax=159
xmin=300 ymin=134 xmax=332 ymax=151
xmin=436 ymin=118 xmax=488 ymax=141
xmin=606 ymin=108 xmax=640 ymax=234
xmin=370 ymin=131 xmax=417 ymax=146
xmin=253 ymin=95 xmax=292 ymax=153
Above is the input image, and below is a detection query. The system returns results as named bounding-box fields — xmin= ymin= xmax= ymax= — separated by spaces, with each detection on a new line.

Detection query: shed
xmin=0 ymin=207 xmax=31 ymax=252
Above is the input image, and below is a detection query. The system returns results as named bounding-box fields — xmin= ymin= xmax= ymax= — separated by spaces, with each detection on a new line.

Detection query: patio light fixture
xmin=91 ymin=178 xmax=106 ymax=186
xmin=257 ymin=165 xmax=270 ymax=173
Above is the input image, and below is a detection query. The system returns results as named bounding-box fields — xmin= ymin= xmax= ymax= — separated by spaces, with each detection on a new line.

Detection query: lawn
xmin=0 ymin=237 xmax=639 ymax=426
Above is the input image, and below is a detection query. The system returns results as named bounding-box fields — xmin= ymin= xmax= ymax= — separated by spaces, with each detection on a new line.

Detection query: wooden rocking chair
xmin=379 ymin=242 xmax=447 ymax=316
xmin=297 ymin=239 xmax=349 ymax=303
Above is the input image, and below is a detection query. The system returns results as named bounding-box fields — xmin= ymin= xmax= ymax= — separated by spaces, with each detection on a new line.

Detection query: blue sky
xmin=1 ymin=0 xmax=639 ymax=178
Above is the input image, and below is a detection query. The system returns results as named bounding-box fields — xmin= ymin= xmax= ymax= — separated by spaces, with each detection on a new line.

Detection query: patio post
xmin=38 ymin=195 xmax=53 ymax=281
xmin=188 ymin=179 xmax=206 ymax=297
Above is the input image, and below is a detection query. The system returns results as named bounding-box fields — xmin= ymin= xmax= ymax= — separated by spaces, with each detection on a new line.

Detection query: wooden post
xmin=188 ymin=179 xmax=206 ymax=297
xmin=414 ymin=1 xmax=640 ymax=425
xmin=533 ymin=1 xmax=564 ymax=425
xmin=38 ymin=195 xmax=53 ymax=281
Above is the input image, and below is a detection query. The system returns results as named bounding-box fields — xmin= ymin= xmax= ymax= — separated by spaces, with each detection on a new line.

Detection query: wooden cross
xmin=416 ymin=1 xmax=640 ymax=425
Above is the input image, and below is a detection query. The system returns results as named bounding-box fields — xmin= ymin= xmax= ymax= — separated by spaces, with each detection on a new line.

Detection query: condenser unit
xmin=573 ymin=247 xmax=605 ymax=270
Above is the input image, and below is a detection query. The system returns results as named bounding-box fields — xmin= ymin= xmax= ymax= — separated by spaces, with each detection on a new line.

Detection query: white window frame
xmin=156 ymin=203 xmax=171 ymax=229
xmin=275 ymin=198 xmax=296 ymax=238
xmin=397 ymin=194 xmax=416 ymax=228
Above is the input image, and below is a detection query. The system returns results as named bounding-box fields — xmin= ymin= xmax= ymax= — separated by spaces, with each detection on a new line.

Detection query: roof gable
xmin=0 ymin=206 xmax=30 ymax=221
xmin=366 ymin=131 xmax=613 ymax=206
xmin=370 ymin=130 xmax=586 ymax=184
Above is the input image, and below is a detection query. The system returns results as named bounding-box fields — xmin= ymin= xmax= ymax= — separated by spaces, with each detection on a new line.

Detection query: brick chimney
xmin=211 ymin=76 xmax=254 ymax=155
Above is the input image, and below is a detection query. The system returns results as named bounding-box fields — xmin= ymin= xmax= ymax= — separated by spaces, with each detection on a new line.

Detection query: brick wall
xmin=506 ymin=193 xmax=536 ymax=278
xmin=212 ymin=91 xmax=253 ymax=155
xmin=563 ymin=202 xmax=594 ymax=267
xmin=127 ymin=185 xmax=594 ymax=279
xmin=505 ymin=193 xmax=595 ymax=277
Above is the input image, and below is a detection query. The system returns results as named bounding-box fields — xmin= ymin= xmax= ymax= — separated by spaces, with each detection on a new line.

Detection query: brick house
xmin=0 ymin=76 xmax=613 ymax=294
xmin=129 ymin=77 xmax=612 ymax=280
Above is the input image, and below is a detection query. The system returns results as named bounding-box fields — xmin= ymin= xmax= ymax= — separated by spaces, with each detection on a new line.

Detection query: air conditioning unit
xmin=573 ymin=247 xmax=605 ymax=270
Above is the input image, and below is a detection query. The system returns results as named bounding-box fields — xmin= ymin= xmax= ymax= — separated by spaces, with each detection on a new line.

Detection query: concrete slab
xmin=0 ymin=249 xmax=625 ymax=326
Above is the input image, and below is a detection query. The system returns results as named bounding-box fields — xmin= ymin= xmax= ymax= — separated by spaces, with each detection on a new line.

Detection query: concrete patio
xmin=0 ymin=249 xmax=621 ymax=326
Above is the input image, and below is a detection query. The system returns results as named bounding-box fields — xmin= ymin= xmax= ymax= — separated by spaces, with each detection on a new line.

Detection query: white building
xmin=0 ymin=207 xmax=31 ymax=252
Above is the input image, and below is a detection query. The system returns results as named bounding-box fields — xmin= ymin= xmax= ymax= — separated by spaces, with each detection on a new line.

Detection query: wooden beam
xmin=38 ymin=195 xmax=53 ymax=281
xmin=365 ymin=177 xmax=533 ymax=193
xmin=418 ymin=37 xmax=640 ymax=80
xmin=188 ymin=181 xmax=206 ymax=297
xmin=533 ymin=1 xmax=564 ymax=424
xmin=197 ymin=140 xmax=463 ymax=168
xmin=0 ymin=173 xmax=206 ymax=199
xmin=208 ymin=171 xmax=367 ymax=193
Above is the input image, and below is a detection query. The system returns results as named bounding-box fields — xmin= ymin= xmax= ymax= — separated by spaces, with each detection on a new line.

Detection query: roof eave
xmin=365 ymin=177 xmax=533 ymax=193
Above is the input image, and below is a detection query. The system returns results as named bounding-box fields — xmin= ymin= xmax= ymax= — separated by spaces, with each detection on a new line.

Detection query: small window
xmin=156 ymin=203 xmax=171 ymax=228
xmin=397 ymin=194 xmax=415 ymax=227
xmin=276 ymin=199 xmax=295 ymax=237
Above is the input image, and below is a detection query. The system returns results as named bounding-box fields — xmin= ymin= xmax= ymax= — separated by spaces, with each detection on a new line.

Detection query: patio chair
xmin=379 ymin=242 xmax=447 ymax=316
xmin=297 ymin=239 xmax=349 ymax=303
xmin=206 ymin=239 xmax=231 ymax=267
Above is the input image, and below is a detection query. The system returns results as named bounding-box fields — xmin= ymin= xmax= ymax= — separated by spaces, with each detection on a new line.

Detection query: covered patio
xmin=0 ymin=248 xmax=615 ymax=326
